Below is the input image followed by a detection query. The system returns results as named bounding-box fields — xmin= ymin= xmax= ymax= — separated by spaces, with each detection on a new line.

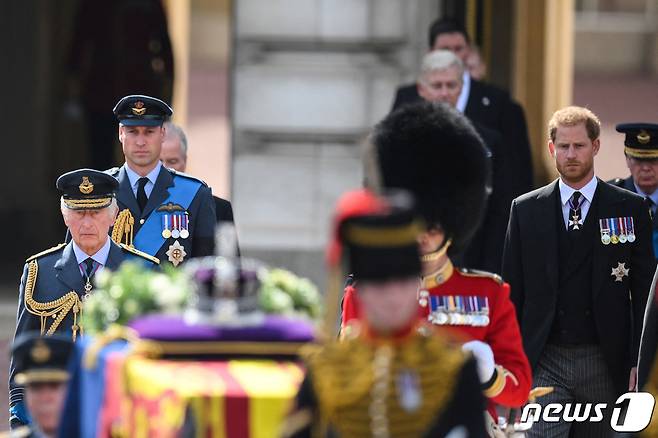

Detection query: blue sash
xmin=653 ymin=229 xmax=658 ymax=259
xmin=134 ymin=176 xmax=202 ymax=256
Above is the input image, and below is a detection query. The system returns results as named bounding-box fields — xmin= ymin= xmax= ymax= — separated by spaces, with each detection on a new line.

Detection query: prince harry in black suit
xmin=502 ymin=106 xmax=654 ymax=437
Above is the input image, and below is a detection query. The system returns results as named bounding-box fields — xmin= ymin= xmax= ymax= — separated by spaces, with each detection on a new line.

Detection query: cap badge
xmin=638 ymin=130 xmax=651 ymax=145
xmin=79 ymin=176 xmax=94 ymax=194
xmin=31 ymin=340 xmax=51 ymax=363
xmin=132 ymin=100 xmax=147 ymax=116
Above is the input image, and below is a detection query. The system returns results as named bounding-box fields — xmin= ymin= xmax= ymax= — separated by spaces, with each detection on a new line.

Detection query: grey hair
xmin=419 ymin=50 xmax=464 ymax=80
xmin=164 ymin=122 xmax=188 ymax=157
xmin=60 ymin=197 xmax=119 ymax=217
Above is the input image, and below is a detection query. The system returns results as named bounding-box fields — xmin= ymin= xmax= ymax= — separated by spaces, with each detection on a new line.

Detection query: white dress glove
xmin=462 ymin=340 xmax=496 ymax=383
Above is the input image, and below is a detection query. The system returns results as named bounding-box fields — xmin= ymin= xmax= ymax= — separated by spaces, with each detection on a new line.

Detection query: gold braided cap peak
xmin=25 ymin=243 xmax=66 ymax=263
xmin=118 ymin=243 xmax=160 ymax=265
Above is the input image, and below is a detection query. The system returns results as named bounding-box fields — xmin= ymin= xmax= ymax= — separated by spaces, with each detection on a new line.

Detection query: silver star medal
xmin=611 ymin=262 xmax=630 ymax=282
xmin=569 ymin=213 xmax=583 ymax=230
xmin=166 ymin=240 xmax=187 ymax=266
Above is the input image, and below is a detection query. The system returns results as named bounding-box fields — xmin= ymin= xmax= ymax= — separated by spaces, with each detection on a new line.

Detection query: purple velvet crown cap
xmin=128 ymin=314 xmax=315 ymax=343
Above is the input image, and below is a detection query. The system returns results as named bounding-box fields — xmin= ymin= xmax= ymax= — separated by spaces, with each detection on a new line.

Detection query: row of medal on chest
xmin=160 ymin=212 xmax=190 ymax=239
xmin=599 ymin=217 xmax=635 ymax=245
xmin=418 ymin=292 xmax=490 ymax=327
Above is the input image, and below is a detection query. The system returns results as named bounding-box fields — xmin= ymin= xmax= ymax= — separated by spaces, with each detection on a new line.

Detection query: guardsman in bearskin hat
xmin=282 ymin=189 xmax=487 ymax=437
xmin=9 ymin=169 xmax=158 ymax=428
xmin=341 ymin=102 xmax=532 ymax=435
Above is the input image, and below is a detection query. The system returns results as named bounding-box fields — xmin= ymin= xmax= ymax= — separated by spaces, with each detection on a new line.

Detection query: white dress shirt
xmin=124 ymin=162 xmax=162 ymax=199
xmin=558 ymin=176 xmax=598 ymax=230
xmin=72 ymin=236 xmax=111 ymax=276
xmin=456 ymin=71 xmax=471 ymax=113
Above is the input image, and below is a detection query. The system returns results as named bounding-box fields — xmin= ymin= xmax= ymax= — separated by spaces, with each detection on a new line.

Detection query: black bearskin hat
xmin=369 ymin=101 xmax=491 ymax=256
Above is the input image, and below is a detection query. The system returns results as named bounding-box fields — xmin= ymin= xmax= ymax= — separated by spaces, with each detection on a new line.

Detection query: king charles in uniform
xmin=9 ymin=169 xmax=158 ymax=428
xmin=108 ymin=95 xmax=216 ymax=266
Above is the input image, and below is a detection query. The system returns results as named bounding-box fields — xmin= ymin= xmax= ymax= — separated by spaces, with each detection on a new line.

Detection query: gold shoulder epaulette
xmin=119 ymin=243 xmax=160 ymax=265
xmin=25 ymin=243 xmax=66 ymax=263
xmin=459 ymin=268 xmax=503 ymax=285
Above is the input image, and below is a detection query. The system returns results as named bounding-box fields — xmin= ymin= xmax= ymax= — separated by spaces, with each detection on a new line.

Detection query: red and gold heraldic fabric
xmin=100 ymin=352 xmax=304 ymax=438
xmin=341 ymin=268 xmax=532 ymax=409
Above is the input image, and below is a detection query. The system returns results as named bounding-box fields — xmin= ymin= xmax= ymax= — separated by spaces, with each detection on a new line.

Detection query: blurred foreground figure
xmin=8 ymin=333 xmax=74 ymax=438
xmin=282 ymin=190 xmax=487 ymax=437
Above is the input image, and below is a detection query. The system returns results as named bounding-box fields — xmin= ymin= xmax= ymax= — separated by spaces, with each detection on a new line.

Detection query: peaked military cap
xmin=338 ymin=190 xmax=423 ymax=282
xmin=56 ymin=168 xmax=118 ymax=210
xmin=113 ymin=94 xmax=173 ymax=126
xmin=11 ymin=333 xmax=73 ymax=385
xmin=616 ymin=123 xmax=658 ymax=159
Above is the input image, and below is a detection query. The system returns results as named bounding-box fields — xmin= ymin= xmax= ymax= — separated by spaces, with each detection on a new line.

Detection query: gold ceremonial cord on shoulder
xmin=112 ymin=209 xmax=135 ymax=247
xmin=24 ymin=260 xmax=82 ymax=342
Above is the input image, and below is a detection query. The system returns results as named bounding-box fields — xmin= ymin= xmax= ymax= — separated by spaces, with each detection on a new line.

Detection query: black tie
xmin=647 ymin=197 xmax=655 ymax=220
xmin=84 ymin=258 xmax=95 ymax=278
xmin=137 ymin=177 xmax=149 ymax=212
xmin=568 ymin=191 xmax=583 ymax=231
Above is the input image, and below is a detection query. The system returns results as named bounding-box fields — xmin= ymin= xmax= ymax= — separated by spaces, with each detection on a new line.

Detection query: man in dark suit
xmin=9 ymin=169 xmax=159 ymax=428
xmin=108 ymin=95 xmax=217 ymax=266
xmin=414 ymin=49 xmax=507 ymax=273
xmin=502 ymin=107 xmax=655 ymax=436
xmin=608 ymin=123 xmax=658 ymax=388
xmin=391 ymin=18 xmax=533 ymax=199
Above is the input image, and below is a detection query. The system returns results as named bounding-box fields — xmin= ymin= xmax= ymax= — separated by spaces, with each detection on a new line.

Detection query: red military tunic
xmin=341 ymin=262 xmax=532 ymax=410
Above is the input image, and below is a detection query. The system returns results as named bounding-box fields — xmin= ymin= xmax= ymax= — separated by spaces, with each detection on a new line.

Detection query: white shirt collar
xmin=455 ymin=71 xmax=471 ymax=113
xmin=71 ymin=236 xmax=111 ymax=266
xmin=559 ymin=175 xmax=598 ymax=206
xmin=124 ymin=161 xmax=162 ymax=190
